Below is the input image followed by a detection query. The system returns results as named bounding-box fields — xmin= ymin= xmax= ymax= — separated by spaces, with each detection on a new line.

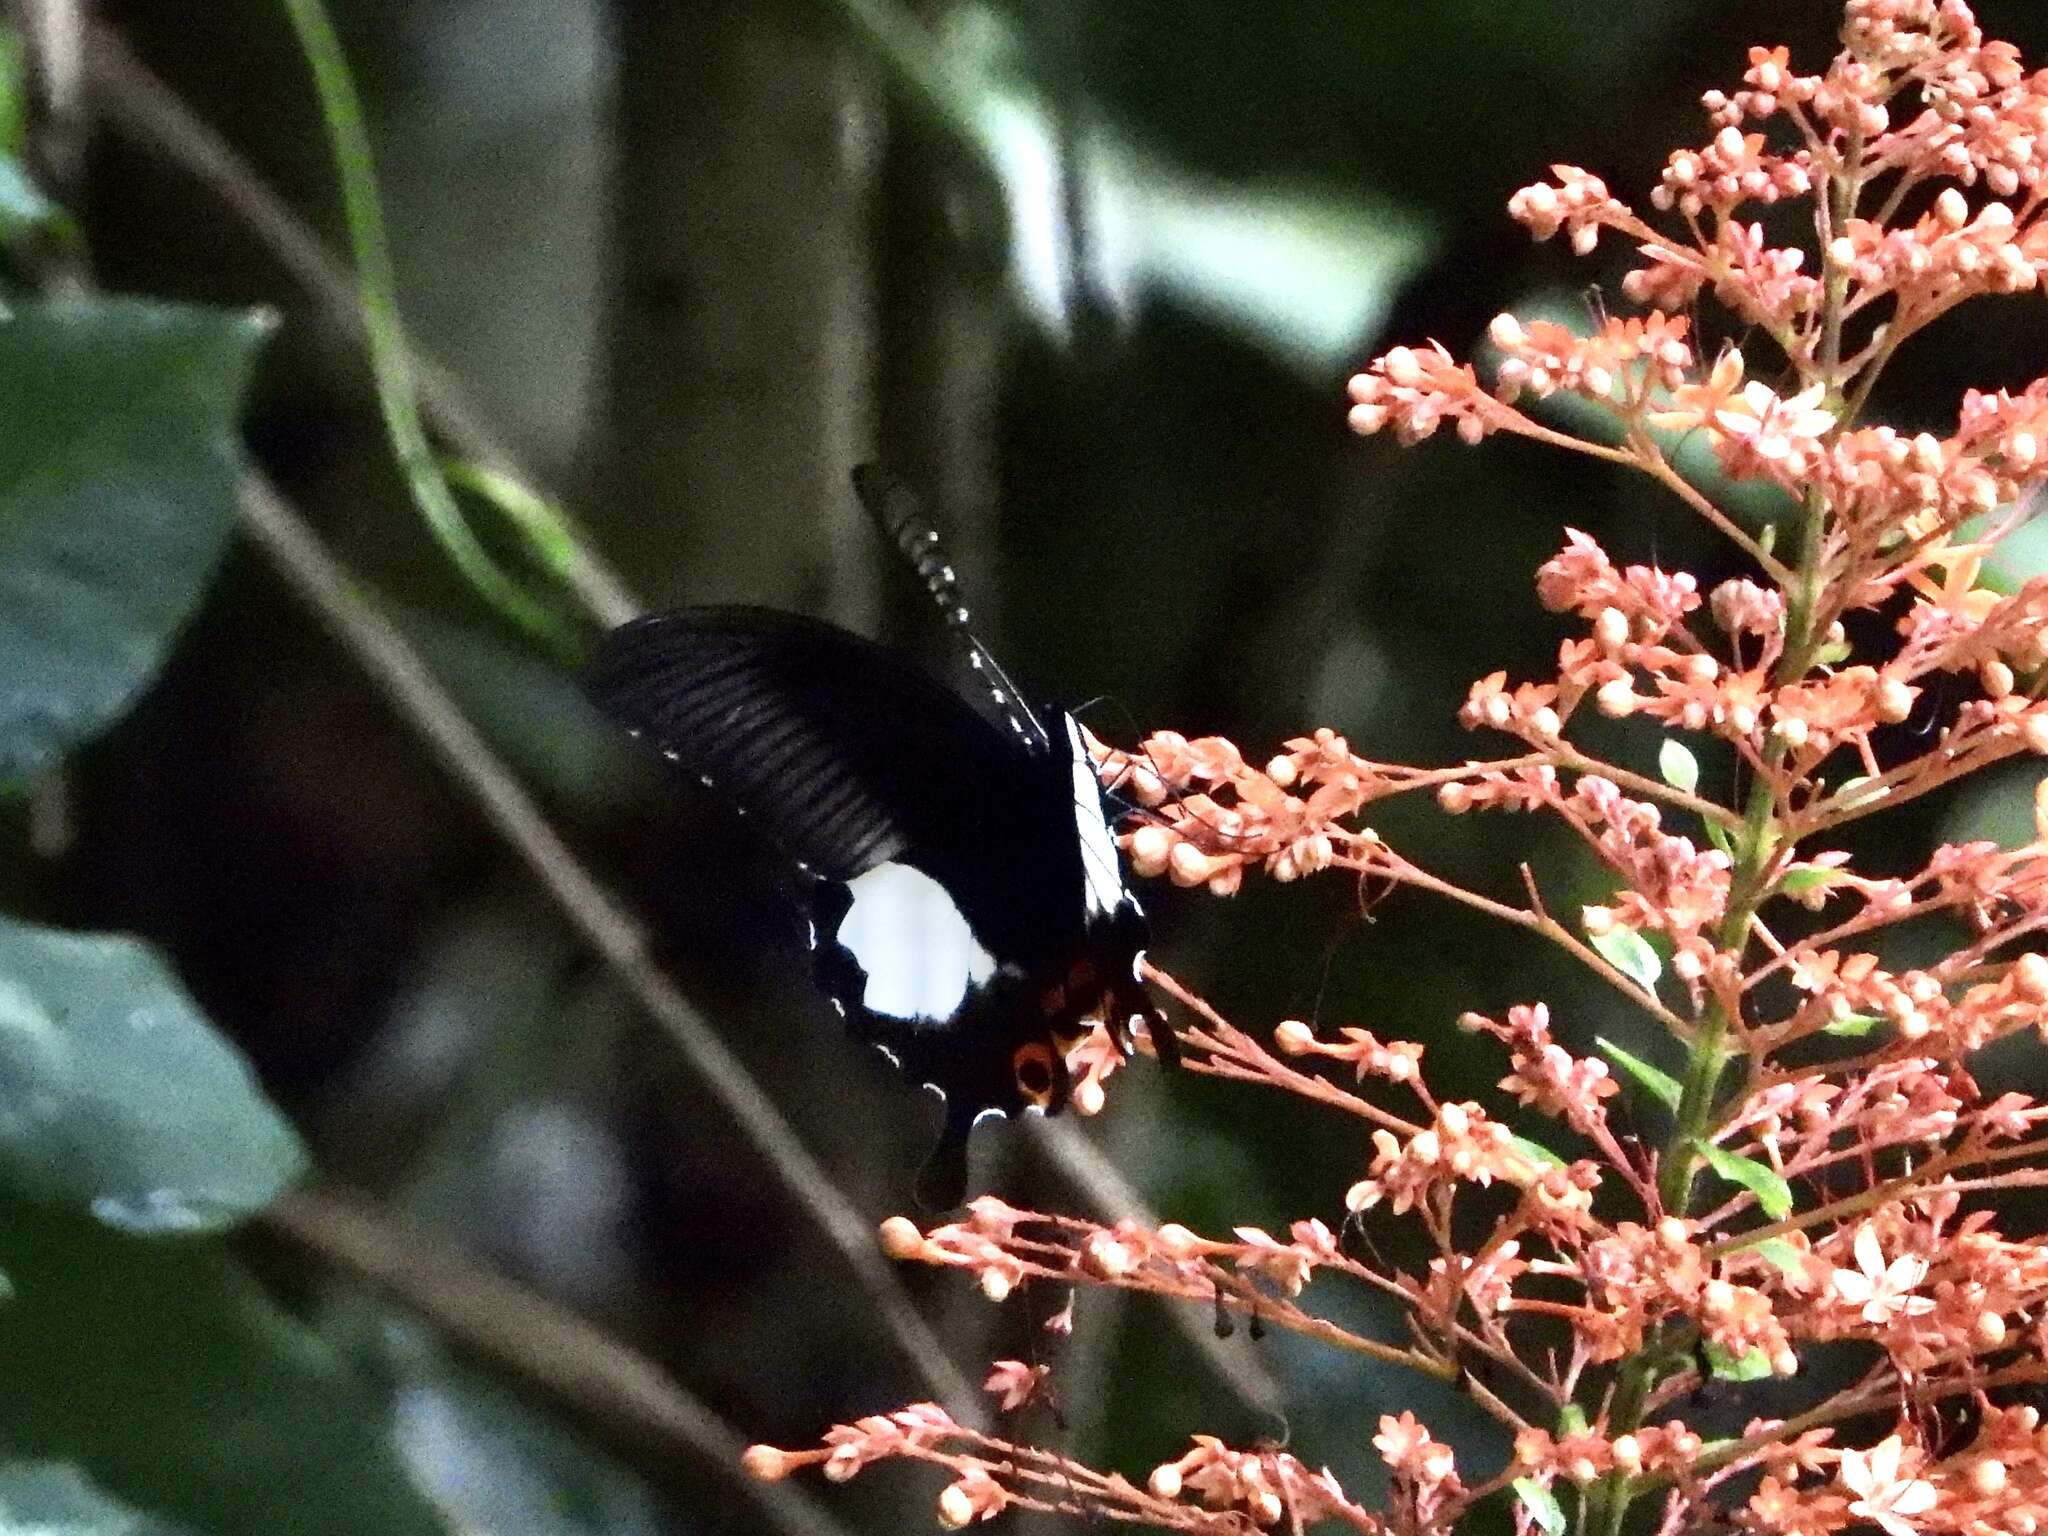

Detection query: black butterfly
xmin=586 ymin=466 xmax=1175 ymax=1207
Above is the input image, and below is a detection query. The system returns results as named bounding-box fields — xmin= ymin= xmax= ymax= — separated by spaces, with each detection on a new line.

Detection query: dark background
xmin=33 ymin=1 xmax=2048 ymax=1529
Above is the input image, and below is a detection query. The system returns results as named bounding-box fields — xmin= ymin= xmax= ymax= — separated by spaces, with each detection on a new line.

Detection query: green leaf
xmin=1657 ymin=738 xmax=1699 ymax=795
xmin=1703 ymin=817 xmax=1732 ymax=857
xmin=1513 ymin=1477 xmax=1566 ymax=1536
xmin=1508 ymin=1133 xmax=1567 ymax=1170
xmin=1590 ymin=925 xmax=1662 ymax=991
xmin=0 ymin=1201 xmax=450 ymax=1536
xmin=1703 ymin=1340 xmax=1774 ymax=1381
xmin=0 ymin=1460 xmax=200 ymax=1534
xmin=1779 ymin=867 xmax=1837 ymax=895
xmin=397 ymin=607 xmax=637 ymax=811
xmin=1596 ymin=1037 xmax=1682 ymax=1113
xmin=0 ymin=914 xmax=306 ymax=1233
xmin=0 ymin=25 xmax=25 ymax=154
xmin=0 ymin=298 xmax=270 ymax=786
xmin=1822 ymin=1011 xmax=1883 ymax=1038
xmin=1744 ymin=1238 xmax=1808 ymax=1278
xmin=1693 ymin=1139 xmax=1794 ymax=1220
xmin=1831 ymin=775 xmax=1885 ymax=811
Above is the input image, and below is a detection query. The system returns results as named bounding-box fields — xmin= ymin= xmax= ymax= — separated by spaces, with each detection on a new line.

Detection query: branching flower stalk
xmin=751 ymin=5 xmax=2048 ymax=1532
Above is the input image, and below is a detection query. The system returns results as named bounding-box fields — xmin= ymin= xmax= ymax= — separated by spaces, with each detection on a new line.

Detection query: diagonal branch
xmin=236 ymin=468 xmax=981 ymax=1418
xmin=99 ymin=19 xmax=1281 ymax=1421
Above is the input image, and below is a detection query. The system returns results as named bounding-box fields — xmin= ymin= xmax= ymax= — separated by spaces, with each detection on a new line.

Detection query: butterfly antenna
xmin=852 ymin=465 xmax=1050 ymax=751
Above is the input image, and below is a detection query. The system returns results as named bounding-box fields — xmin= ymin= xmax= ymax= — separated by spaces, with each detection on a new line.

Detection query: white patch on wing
xmin=1065 ymin=714 xmax=1127 ymax=918
xmin=839 ymin=862 xmax=996 ymax=1022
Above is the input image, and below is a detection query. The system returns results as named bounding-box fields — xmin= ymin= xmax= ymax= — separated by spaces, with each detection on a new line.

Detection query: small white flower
xmin=1830 ymin=1226 xmax=1934 ymax=1326
xmin=1839 ymin=1435 xmax=1938 ymax=1536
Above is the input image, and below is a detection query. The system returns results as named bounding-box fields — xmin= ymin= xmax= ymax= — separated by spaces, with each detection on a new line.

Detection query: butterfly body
xmin=587 ymin=473 xmax=1169 ymax=1205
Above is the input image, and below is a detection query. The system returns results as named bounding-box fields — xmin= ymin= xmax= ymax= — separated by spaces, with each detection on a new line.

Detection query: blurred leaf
xmin=1513 ymin=1477 xmax=1566 ymax=1536
xmin=0 ymin=156 xmax=65 ymax=244
xmin=0 ymin=1201 xmax=450 ymax=1536
xmin=931 ymin=4 xmax=1433 ymax=369
xmin=1596 ymin=1036 xmax=1681 ymax=1113
xmin=379 ymin=1322 xmax=665 ymax=1536
xmin=1693 ymin=1139 xmax=1793 ymax=1219
xmin=1704 ymin=1340 xmax=1773 ymax=1382
xmin=1822 ymin=1011 xmax=1883 ymax=1038
xmin=1940 ymin=762 xmax=2040 ymax=853
xmin=1589 ymin=925 xmax=1661 ymax=991
xmin=1657 ymin=738 xmax=1699 ymax=794
xmin=396 ymin=607 xmax=636 ymax=810
xmin=1745 ymin=1238 xmax=1808 ymax=1277
xmin=0 ymin=914 xmax=305 ymax=1233
xmin=1508 ymin=1133 xmax=1566 ymax=1170
xmin=0 ymin=298 xmax=270 ymax=786
xmin=0 ymin=24 xmax=24 ymax=154
xmin=0 ymin=1460 xmax=199 ymax=1535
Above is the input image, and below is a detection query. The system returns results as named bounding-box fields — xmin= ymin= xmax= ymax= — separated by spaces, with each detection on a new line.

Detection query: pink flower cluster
xmin=751 ymin=7 xmax=2048 ymax=1534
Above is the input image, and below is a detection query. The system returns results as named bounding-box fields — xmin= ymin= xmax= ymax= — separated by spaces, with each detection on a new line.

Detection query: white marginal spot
xmin=1064 ymin=714 xmax=1127 ymax=918
xmin=974 ymin=1106 xmax=1009 ymax=1126
xmin=838 ymin=862 xmax=996 ymax=1021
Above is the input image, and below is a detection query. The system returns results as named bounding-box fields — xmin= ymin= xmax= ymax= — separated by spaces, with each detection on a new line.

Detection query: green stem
xmin=1597 ymin=213 xmax=1848 ymax=1522
xmin=277 ymin=0 xmax=580 ymax=660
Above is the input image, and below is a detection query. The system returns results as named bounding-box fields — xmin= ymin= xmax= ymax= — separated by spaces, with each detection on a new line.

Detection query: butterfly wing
xmin=588 ymin=606 xmax=1030 ymax=884
xmin=589 ymin=605 xmax=1163 ymax=1208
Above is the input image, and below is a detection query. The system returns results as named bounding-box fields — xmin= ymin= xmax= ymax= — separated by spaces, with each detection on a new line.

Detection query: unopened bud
xmin=1983 ymin=659 xmax=2016 ymax=700
xmin=880 ymin=1216 xmax=925 ymax=1259
xmin=1168 ymin=841 xmax=1215 ymax=887
xmin=2026 ymin=713 xmax=2048 ymax=757
xmin=937 ymin=1482 xmax=978 ymax=1528
xmin=1265 ymin=755 xmax=1298 ymax=788
xmin=1875 ymin=675 xmax=1915 ymax=723
xmin=743 ymin=1446 xmax=791 ymax=1482
xmin=1128 ymin=824 xmax=1174 ymax=877
xmin=2014 ymin=953 xmax=2048 ymax=1004
xmin=1274 ymin=1019 xmax=1317 ymax=1054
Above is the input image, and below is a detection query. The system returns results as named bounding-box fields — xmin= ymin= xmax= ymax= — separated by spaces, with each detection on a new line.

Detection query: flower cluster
xmin=751 ymin=7 xmax=2048 ymax=1534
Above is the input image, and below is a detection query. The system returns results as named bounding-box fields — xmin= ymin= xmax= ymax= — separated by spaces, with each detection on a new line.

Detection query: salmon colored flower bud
xmin=2014 ymin=953 xmax=2048 ymax=1004
xmin=1875 ymin=675 xmax=1915 ymax=723
xmin=880 ymin=1216 xmax=926 ymax=1259
xmin=1128 ymin=824 xmax=1174 ymax=877
xmin=1274 ymin=1019 xmax=1317 ymax=1054
xmin=743 ymin=1445 xmax=790 ymax=1481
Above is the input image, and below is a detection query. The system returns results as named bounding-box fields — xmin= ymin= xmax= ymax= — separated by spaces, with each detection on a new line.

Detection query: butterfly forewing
xmin=589 ymin=606 xmax=1033 ymax=883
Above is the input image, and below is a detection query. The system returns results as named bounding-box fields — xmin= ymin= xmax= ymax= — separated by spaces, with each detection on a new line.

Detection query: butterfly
xmin=586 ymin=466 xmax=1175 ymax=1207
